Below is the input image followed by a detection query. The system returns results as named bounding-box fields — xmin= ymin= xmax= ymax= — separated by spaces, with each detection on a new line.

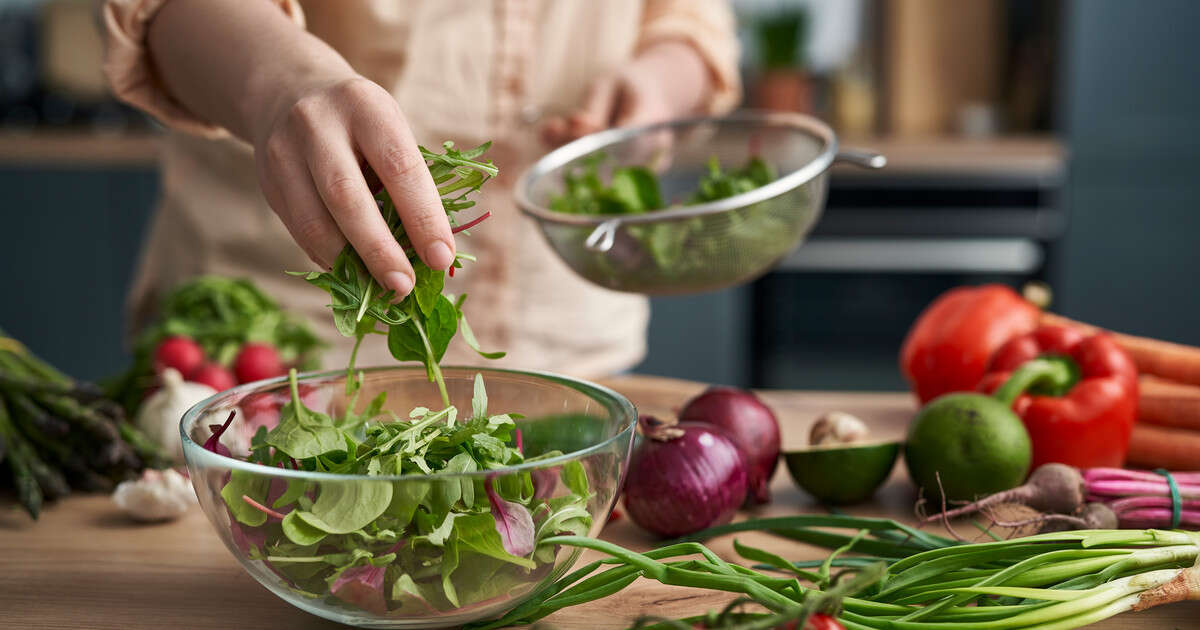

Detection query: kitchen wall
xmin=1056 ymin=0 xmax=1200 ymax=344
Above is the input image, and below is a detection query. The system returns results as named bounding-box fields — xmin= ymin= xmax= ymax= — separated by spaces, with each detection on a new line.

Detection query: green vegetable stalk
xmin=468 ymin=515 xmax=1200 ymax=630
xmin=0 ymin=329 xmax=164 ymax=519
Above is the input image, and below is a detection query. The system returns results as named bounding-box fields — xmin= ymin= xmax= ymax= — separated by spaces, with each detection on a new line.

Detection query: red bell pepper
xmin=901 ymin=285 xmax=1040 ymax=403
xmin=977 ymin=325 xmax=1139 ymax=469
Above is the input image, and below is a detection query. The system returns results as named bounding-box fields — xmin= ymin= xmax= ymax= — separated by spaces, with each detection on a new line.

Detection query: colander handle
xmin=584 ymin=219 xmax=620 ymax=253
xmin=835 ymin=149 xmax=887 ymax=169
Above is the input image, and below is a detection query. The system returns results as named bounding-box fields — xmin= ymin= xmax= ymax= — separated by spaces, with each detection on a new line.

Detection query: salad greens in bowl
xmin=180 ymin=365 xmax=635 ymax=628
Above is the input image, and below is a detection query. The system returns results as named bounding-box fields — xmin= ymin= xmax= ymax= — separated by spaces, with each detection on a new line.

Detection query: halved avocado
xmin=783 ymin=441 xmax=901 ymax=505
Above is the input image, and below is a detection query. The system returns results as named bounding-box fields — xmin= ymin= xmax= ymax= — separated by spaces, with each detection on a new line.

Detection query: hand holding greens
xmin=290 ymin=142 xmax=504 ymax=407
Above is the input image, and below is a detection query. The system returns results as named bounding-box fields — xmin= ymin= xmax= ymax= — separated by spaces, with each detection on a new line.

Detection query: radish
xmin=922 ymin=463 xmax=1086 ymax=524
xmin=188 ymin=363 xmax=237 ymax=392
xmin=233 ymin=342 xmax=286 ymax=384
xmin=154 ymin=336 xmax=205 ymax=376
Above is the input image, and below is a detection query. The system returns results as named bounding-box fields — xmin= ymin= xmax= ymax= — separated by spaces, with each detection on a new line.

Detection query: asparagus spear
xmin=0 ymin=399 xmax=42 ymax=519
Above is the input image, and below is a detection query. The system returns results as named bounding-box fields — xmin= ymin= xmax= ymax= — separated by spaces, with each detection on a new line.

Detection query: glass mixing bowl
xmin=180 ymin=366 xmax=637 ymax=628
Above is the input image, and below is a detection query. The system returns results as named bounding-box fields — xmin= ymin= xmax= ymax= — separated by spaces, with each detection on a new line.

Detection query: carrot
xmin=1139 ymin=376 xmax=1200 ymax=430
xmin=1040 ymin=312 xmax=1200 ymax=387
xmin=1127 ymin=423 xmax=1200 ymax=470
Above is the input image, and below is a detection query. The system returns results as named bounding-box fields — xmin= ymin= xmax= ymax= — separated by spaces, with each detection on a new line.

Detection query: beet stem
xmin=242 ymin=494 xmax=286 ymax=520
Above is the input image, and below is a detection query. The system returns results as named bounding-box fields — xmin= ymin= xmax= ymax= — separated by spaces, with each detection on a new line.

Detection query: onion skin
xmin=679 ymin=386 xmax=780 ymax=505
xmin=624 ymin=421 xmax=748 ymax=538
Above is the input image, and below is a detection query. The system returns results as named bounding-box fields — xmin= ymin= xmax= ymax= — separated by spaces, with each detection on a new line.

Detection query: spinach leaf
xmin=273 ymin=478 xmax=309 ymax=509
xmin=610 ymin=166 xmax=663 ymax=212
xmin=297 ymin=480 xmax=394 ymax=534
xmin=220 ymin=469 xmax=271 ymax=526
xmin=412 ymin=260 xmax=444 ymax=317
xmin=282 ymin=510 xmax=328 ymax=546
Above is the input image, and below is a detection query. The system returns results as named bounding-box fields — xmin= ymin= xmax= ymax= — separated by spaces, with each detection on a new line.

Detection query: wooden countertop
xmin=1 ymin=375 xmax=1191 ymax=629
xmin=0 ymin=130 xmax=1063 ymax=180
xmin=0 ymin=130 xmax=160 ymax=167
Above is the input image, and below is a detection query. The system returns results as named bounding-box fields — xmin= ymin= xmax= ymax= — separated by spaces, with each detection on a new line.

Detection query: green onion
xmin=467 ymin=517 xmax=1200 ymax=630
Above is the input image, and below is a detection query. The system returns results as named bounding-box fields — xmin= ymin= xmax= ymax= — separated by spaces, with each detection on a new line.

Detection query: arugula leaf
xmin=471 ymin=372 xmax=488 ymax=419
xmin=453 ymin=295 xmax=506 ymax=360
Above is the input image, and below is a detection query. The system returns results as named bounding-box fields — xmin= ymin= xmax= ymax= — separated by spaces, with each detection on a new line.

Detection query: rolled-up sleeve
xmin=637 ymin=0 xmax=742 ymax=114
xmin=101 ymin=0 xmax=305 ymax=138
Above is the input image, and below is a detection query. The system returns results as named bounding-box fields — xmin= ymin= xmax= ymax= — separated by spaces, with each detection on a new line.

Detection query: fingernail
xmin=424 ymin=241 xmax=454 ymax=270
xmin=384 ymin=271 xmax=413 ymax=297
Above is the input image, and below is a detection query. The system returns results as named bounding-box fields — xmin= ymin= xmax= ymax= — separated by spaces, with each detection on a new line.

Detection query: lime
xmin=783 ymin=441 xmax=901 ymax=505
xmin=903 ymin=392 xmax=1032 ymax=502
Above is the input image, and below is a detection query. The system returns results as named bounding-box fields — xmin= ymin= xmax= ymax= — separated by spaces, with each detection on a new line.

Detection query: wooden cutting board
xmin=1 ymin=375 xmax=1194 ymax=629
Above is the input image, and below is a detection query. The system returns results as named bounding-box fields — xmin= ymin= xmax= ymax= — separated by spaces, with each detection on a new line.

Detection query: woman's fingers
xmin=259 ymin=137 xmax=345 ymax=268
xmin=306 ymin=126 xmax=415 ymax=297
xmin=353 ymin=99 xmax=455 ymax=271
xmin=573 ymin=75 xmax=619 ymax=133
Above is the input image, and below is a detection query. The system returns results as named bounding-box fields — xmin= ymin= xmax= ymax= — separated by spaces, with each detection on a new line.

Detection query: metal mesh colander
xmin=515 ymin=111 xmax=885 ymax=294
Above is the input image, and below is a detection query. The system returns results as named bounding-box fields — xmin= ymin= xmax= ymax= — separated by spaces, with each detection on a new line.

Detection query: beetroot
xmin=679 ymin=386 xmax=781 ymax=505
xmin=233 ymin=342 xmax=286 ymax=384
xmin=188 ymin=363 xmax=237 ymax=392
xmin=154 ymin=336 xmax=205 ymax=376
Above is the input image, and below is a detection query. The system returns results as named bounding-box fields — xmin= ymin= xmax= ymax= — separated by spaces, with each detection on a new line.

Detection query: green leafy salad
xmin=547 ymin=153 xmax=793 ymax=279
xmin=205 ymin=142 xmax=594 ymax=616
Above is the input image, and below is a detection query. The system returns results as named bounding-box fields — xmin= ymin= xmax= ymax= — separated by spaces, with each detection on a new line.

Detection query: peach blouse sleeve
xmin=100 ymin=0 xmax=306 ymax=138
xmin=637 ymin=0 xmax=742 ymax=115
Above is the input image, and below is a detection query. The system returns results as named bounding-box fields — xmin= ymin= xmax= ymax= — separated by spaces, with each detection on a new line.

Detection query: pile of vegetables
xmin=0 ymin=330 xmax=166 ymax=519
xmin=622 ymin=387 xmax=781 ymax=538
xmin=900 ymin=284 xmax=1200 ymax=497
xmin=205 ymin=142 xmax=598 ymax=615
xmin=470 ymin=515 xmax=1200 ymax=629
xmin=108 ymin=276 xmax=325 ymax=413
xmin=548 ymin=153 xmax=792 ymax=275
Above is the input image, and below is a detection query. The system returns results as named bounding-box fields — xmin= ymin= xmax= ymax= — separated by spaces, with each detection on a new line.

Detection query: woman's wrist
xmin=240 ymin=44 xmax=358 ymax=145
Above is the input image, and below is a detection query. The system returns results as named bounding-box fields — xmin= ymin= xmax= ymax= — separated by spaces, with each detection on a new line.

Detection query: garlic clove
xmin=112 ymin=468 xmax=197 ymax=522
xmin=809 ymin=411 xmax=870 ymax=446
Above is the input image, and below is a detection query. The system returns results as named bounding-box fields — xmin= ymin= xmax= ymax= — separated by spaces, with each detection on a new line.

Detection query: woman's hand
xmin=542 ymin=41 xmax=715 ymax=146
xmin=145 ymin=0 xmax=453 ymax=297
xmin=252 ymin=76 xmax=454 ymax=297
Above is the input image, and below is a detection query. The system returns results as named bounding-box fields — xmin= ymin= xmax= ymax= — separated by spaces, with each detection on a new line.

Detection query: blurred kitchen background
xmin=1 ymin=0 xmax=1197 ymax=390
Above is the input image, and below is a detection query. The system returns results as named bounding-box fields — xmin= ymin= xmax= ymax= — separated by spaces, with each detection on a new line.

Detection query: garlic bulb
xmin=112 ymin=468 xmax=196 ymax=522
xmin=135 ymin=368 xmax=217 ymax=463
xmin=809 ymin=411 xmax=870 ymax=446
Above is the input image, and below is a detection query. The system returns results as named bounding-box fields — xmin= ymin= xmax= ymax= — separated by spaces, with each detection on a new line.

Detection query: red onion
xmin=679 ymin=386 xmax=780 ymax=505
xmin=623 ymin=417 xmax=748 ymax=538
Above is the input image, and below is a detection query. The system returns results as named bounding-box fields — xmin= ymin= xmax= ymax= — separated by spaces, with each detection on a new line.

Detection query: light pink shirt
xmin=102 ymin=0 xmax=740 ymax=378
